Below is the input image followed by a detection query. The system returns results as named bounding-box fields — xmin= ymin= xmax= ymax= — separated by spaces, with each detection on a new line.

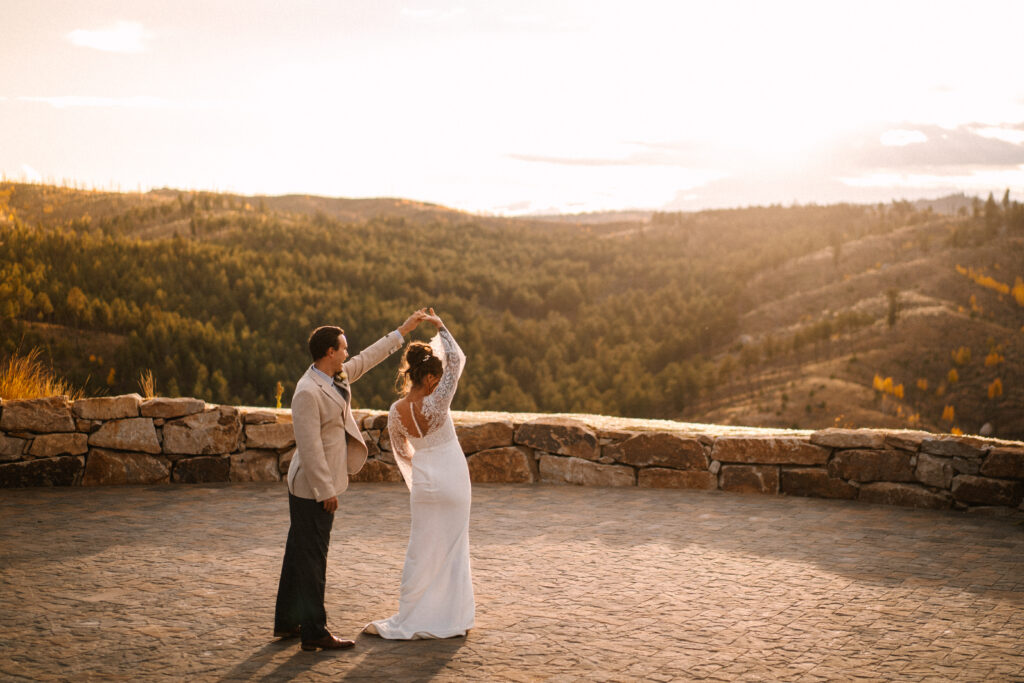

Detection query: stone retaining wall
xmin=2 ymin=395 xmax=1023 ymax=513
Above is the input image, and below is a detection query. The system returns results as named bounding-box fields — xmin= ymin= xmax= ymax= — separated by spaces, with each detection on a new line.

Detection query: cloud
xmin=507 ymin=123 xmax=1024 ymax=212
xmin=850 ymin=124 xmax=1024 ymax=169
xmin=508 ymin=153 xmax=640 ymax=168
xmin=67 ymin=21 xmax=150 ymax=53
xmin=835 ymin=123 xmax=1024 ymax=196
xmin=972 ymin=126 xmax=1024 ymax=145
xmin=17 ymin=95 xmax=177 ymax=109
xmin=880 ymin=129 xmax=928 ymax=147
xmin=839 ymin=167 xmax=1024 ymax=191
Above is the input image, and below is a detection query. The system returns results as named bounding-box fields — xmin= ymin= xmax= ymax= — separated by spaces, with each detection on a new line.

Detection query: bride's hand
xmin=424 ymin=307 xmax=444 ymax=328
xmin=398 ymin=308 xmax=429 ymax=336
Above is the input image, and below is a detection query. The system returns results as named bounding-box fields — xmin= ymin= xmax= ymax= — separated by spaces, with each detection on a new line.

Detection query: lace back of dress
xmin=387 ymin=328 xmax=465 ymax=490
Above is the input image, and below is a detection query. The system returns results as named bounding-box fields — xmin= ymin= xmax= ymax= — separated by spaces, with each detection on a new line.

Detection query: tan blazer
xmin=286 ymin=331 xmax=403 ymax=501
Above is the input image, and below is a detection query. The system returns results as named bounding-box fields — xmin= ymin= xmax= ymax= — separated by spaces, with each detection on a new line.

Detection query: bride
xmin=364 ymin=308 xmax=474 ymax=639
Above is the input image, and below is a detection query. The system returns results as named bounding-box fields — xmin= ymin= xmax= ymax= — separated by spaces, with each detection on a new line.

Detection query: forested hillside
xmin=684 ymin=193 xmax=1024 ymax=439
xmin=2 ymin=182 xmax=1022 ymax=439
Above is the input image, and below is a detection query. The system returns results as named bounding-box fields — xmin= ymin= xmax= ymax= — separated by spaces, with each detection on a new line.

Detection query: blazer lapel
xmin=308 ymin=368 xmax=346 ymax=412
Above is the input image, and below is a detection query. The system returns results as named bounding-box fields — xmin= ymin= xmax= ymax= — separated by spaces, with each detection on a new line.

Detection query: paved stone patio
xmin=1 ymin=483 xmax=1022 ymax=682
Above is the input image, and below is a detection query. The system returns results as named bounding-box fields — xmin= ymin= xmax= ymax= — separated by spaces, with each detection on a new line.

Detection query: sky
xmin=2 ymin=0 xmax=1024 ymax=215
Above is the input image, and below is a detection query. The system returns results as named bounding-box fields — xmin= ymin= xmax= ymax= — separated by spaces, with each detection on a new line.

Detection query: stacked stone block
xmin=0 ymin=395 xmax=293 ymax=487
xmin=2 ymin=395 xmax=1023 ymax=514
xmin=347 ymin=415 xmax=1024 ymax=514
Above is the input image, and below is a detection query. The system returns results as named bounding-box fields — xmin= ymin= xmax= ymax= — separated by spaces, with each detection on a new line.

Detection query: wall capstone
xmin=0 ymin=396 xmax=75 ymax=433
xmin=140 ymin=397 xmax=206 ymax=419
xmin=73 ymin=394 xmax=142 ymax=420
xmin=516 ymin=418 xmax=599 ymax=461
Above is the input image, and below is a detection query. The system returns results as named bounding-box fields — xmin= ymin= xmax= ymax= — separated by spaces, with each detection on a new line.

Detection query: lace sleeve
xmin=387 ymin=403 xmax=414 ymax=490
xmin=421 ymin=328 xmax=465 ymax=426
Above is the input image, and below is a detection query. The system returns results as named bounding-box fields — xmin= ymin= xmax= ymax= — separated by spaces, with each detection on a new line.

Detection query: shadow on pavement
xmin=340 ymin=634 xmax=465 ymax=681
xmin=215 ymin=640 xmax=305 ymax=682
xmin=213 ymin=634 xmax=465 ymax=682
xmin=252 ymin=647 xmax=338 ymax=682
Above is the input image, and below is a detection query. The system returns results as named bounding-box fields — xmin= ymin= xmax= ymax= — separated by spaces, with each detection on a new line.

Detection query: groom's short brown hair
xmin=308 ymin=326 xmax=344 ymax=361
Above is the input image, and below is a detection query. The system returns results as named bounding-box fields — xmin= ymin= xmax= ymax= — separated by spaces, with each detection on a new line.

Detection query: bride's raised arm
xmin=420 ymin=307 xmax=465 ymax=414
xmin=426 ymin=326 xmax=465 ymax=410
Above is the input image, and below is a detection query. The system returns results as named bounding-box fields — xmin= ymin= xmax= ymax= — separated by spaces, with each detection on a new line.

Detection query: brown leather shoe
xmin=274 ymin=626 xmax=301 ymax=639
xmin=300 ymin=634 xmax=355 ymax=651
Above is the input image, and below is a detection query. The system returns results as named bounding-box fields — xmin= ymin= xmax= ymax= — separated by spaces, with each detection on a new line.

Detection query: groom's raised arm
xmin=342 ymin=310 xmax=426 ymax=383
xmin=342 ymin=331 xmax=403 ymax=384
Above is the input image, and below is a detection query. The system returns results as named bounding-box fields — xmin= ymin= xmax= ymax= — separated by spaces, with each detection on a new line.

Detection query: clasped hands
xmin=398 ymin=307 xmax=443 ymax=337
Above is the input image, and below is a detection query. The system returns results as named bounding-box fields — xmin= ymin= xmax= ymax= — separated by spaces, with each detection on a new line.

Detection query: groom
xmin=274 ymin=310 xmax=427 ymax=651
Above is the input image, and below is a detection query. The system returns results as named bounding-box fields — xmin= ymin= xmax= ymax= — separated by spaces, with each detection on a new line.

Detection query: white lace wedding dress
xmin=365 ymin=328 xmax=474 ymax=639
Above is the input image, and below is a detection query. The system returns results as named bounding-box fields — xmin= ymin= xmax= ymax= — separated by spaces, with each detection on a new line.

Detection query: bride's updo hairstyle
xmin=395 ymin=341 xmax=443 ymax=396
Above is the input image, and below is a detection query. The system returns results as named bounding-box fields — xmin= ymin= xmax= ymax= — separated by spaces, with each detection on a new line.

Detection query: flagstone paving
xmin=1 ymin=482 xmax=1022 ymax=682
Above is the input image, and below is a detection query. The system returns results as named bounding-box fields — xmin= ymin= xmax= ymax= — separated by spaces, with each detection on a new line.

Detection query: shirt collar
xmin=310 ymin=364 xmax=336 ymax=384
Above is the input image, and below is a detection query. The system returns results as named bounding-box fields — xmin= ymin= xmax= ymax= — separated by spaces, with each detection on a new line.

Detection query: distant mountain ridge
xmin=912 ymin=193 xmax=976 ymax=215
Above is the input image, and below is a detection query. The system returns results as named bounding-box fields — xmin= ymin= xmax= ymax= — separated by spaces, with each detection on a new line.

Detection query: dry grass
xmin=138 ymin=369 xmax=157 ymax=399
xmin=0 ymin=348 xmax=83 ymax=400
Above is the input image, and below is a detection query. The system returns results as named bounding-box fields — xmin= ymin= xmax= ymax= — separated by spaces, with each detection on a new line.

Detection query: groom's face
xmin=328 ymin=334 xmax=349 ymax=374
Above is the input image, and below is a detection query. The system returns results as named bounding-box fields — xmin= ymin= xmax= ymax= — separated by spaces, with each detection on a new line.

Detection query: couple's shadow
xmin=218 ymin=632 xmax=465 ymax=682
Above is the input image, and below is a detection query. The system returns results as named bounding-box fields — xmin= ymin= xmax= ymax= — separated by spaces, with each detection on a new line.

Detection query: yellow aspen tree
xmin=1013 ymin=277 xmax=1024 ymax=307
xmin=988 ymin=378 xmax=1003 ymax=399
